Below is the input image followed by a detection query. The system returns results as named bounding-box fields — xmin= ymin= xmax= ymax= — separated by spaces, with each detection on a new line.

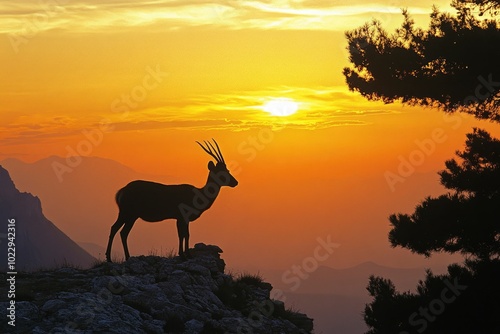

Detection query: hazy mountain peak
xmin=0 ymin=165 xmax=17 ymax=195
xmin=0 ymin=165 xmax=95 ymax=271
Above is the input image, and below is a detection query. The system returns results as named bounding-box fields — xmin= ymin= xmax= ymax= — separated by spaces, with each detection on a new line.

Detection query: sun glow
xmin=261 ymin=98 xmax=299 ymax=117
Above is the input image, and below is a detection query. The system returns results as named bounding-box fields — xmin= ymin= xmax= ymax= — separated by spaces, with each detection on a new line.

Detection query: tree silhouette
xmin=343 ymin=1 xmax=500 ymax=333
xmin=389 ymin=128 xmax=500 ymax=261
xmin=364 ymin=260 xmax=500 ymax=334
xmin=364 ymin=131 xmax=500 ymax=334
xmin=460 ymin=0 xmax=500 ymax=15
xmin=343 ymin=1 xmax=500 ymax=120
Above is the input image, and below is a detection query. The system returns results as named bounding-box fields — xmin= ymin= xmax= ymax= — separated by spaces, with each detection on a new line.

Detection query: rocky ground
xmin=0 ymin=243 xmax=313 ymax=333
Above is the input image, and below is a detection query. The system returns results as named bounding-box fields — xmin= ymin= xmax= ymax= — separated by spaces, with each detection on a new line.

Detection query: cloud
xmin=100 ymin=85 xmax=402 ymax=131
xmin=0 ymin=0 xmax=452 ymax=35
xmin=0 ymin=128 xmax=81 ymax=145
xmin=0 ymin=85 xmax=404 ymax=144
xmin=0 ymin=113 xmax=82 ymax=145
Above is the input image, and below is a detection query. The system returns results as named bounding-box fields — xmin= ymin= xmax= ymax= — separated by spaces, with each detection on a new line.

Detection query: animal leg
xmin=176 ymin=219 xmax=189 ymax=259
xmin=185 ymin=222 xmax=191 ymax=258
xmin=120 ymin=219 xmax=137 ymax=260
xmin=106 ymin=217 xmax=125 ymax=262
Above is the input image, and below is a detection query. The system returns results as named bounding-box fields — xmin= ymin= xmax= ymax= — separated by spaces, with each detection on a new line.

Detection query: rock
xmin=143 ymin=319 xmax=165 ymax=334
xmin=16 ymin=301 xmax=40 ymax=319
xmin=289 ymin=312 xmax=315 ymax=332
xmin=185 ymin=319 xmax=204 ymax=333
xmin=41 ymin=299 xmax=65 ymax=314
xmin=55 ymin=267 xmax=80 ymax=275
xmin=0 ymin=244 xmax=313 ymax=333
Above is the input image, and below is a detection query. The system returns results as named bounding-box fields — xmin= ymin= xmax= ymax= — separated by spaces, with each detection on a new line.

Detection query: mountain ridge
xmin=0 ymin=156 xmax=179 ymax=246
xmin=0 ymin=165 xmax=95 ymax=271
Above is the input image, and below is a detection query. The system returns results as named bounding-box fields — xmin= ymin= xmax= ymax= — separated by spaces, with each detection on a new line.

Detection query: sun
xmin=261 ymin=98 xmax=299 ymax=117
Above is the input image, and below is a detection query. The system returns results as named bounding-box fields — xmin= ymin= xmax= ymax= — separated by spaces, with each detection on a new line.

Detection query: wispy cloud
xmin=0 ymin=85 xmax=403 ymax=145
xmin=0 ymin=0 xmax=451 ymax=35
xmin=109 ymin=85 xmax=402 ymax=130
xmin=0 ymin=114 xmax=84 ymax=145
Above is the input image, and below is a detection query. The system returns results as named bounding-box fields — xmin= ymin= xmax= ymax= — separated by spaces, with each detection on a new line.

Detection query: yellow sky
xmin=0 ymin=0 xmax=455 ymax=153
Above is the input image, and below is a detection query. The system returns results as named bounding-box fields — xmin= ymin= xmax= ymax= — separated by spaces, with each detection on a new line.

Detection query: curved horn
xmin=211 ymin=138 xmax=225 ymax=164
xmin=206 ymin=139 xmax=225 ymax=164
xmin=196 ymin=140 xmax=221 ymax=163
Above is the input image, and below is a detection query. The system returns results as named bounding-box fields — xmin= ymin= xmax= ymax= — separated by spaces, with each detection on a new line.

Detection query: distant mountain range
xmin=282 ymin=261 xmax=430 ymax=296
xmin=0 ymin=165 xmax=95 ymax=270
xmin=0 ymin=156 xmax=453 ymax=333
xmin=0 ymin=156 xmax=169 ymax=257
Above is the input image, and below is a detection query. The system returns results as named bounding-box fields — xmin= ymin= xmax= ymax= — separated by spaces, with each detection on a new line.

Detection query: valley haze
xmin=0 ymin=156 xmax=455 ymax=333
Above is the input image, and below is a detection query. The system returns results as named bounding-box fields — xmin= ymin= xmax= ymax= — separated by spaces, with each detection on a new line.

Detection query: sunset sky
xmin=2 ymin=0 xmax=500 ymax=273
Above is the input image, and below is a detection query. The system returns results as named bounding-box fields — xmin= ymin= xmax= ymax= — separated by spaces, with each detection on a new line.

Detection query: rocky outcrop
xmin=0 ymin=243 xmax=313 ymax=333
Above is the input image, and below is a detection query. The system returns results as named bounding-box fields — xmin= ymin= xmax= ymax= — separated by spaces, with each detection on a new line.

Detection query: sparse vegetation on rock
xmin=0 ymin=243 xmax=313 ymax=334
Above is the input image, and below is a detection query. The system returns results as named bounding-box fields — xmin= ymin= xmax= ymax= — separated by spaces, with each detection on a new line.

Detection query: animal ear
xmin=208 ymin=161 xmax=216 ymax=170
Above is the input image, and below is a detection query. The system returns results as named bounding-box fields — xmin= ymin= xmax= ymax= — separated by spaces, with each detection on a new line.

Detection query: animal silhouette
xmin=105 ymin=139 xmax=238 ymax=262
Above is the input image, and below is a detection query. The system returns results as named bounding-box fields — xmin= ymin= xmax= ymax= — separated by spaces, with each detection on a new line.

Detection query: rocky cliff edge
xmin=1 ymin=243 xmax=313 ymax=333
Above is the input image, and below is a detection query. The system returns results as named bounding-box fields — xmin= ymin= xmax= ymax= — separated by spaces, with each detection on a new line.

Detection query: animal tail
xmin=115 ymin=188 xmax=124 ymax=205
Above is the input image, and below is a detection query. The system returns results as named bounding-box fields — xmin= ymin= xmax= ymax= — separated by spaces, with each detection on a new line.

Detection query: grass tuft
xmin=147 ymin=247 xmax=176 ymax=259
xmin=235 ymin=272 xmax=265 ymax=287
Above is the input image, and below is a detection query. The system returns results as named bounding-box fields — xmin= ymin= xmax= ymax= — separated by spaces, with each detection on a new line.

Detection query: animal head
xmin=197 ymin=139 xmax=238 ymax=188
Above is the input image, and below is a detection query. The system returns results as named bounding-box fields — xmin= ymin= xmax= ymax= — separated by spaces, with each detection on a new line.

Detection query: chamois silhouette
xmin=105 ymin=139 xmax=238 ymax=262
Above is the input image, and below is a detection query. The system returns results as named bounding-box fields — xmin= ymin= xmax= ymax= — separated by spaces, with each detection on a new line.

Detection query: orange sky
xmin=2 ymin=0 xmax=500 ymax=272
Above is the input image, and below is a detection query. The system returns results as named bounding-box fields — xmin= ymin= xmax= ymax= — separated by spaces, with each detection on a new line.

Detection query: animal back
xmin=117 ymin=180 xmax=196 ymax=222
